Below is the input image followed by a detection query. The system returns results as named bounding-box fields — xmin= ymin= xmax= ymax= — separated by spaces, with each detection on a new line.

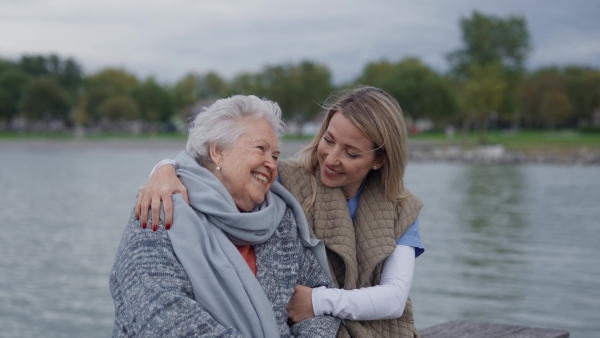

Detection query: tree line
xmin=1 ymin=11 xmax=599 ymax=141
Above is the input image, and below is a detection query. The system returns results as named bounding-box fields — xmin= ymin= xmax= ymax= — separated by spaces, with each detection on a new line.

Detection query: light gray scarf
xmin=168 ymin=151 xmax=330 ymax=338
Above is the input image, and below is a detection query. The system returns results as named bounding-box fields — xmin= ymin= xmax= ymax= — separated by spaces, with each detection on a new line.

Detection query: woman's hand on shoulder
xmin=135 ymin=164 xmax=189 ymax=231
xmin=287 ymin=285 xmax=315 ymax=325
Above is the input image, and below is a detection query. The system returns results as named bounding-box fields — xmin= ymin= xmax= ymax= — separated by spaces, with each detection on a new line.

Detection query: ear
xmin=374 ymin=154 xmax=388 ymax=170
xmin=209 ymin=143 xmax=223 ymax=167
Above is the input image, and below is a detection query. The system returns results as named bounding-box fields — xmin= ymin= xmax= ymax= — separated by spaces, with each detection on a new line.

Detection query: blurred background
xmin=1 ymin=1 xmax=599 ymax=337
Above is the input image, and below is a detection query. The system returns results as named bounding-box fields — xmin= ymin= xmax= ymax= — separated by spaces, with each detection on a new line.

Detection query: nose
xmin=326 ymin=146 xmax=342 ymax=166
xmin=265 ymin=155 xmax=277 ymax=171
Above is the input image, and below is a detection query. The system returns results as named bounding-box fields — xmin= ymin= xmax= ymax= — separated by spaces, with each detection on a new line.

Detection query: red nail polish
xmin=136 ymin=215 xmax=139 ymax=220
xmin=166 ymin=223 xmax=171 ymax=230
xmin=142 ymin=222 xmax=146 ymax=229
xmin=152 ymin=224 xmax=158 ymax=232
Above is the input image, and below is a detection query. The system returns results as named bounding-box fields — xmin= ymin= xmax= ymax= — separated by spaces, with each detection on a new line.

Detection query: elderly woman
xmin=109 ymin=95 xmax=340 ymax=337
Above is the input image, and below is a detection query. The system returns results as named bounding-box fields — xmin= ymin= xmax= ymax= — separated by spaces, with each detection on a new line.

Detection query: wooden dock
xmin=420 ymin=320 xmax=569 ymax=338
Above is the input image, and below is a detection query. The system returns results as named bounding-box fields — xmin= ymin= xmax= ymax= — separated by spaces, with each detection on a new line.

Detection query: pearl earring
xmin=372 ymin=166 xmax=377 ymax=170
xmin=216 ymin=166 xmax=221 ymax=171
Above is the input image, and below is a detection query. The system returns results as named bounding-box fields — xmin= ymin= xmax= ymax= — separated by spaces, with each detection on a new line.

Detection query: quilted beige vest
xmin=278 ymin=160 xmax=423 ymax=338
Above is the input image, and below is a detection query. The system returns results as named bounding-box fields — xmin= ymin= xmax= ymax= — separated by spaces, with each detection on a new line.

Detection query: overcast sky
xmin=1 ymin=0 xmax=599 ymax=84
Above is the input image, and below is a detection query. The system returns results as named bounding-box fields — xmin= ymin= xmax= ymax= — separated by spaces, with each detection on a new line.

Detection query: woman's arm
xmin=288 ymin=245 xmax=415 ymax=322
xmin=135 ymin=160 xmax=188 ymax=231
xmin=110 ymin=210 xmax=245 ymax=337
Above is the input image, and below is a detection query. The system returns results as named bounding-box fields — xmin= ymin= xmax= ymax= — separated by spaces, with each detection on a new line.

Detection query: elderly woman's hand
xmin=135 ymin=164 xmax=189 ymax=231
xmin=287 ymin=285 xmax=315 ymax=324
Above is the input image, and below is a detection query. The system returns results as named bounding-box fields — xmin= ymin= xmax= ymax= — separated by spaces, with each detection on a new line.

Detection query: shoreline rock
xmin=408 ymin=143 xmax=600 ymax=165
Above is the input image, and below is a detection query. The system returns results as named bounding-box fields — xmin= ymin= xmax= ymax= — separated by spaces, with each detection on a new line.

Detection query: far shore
xmin=1 ymin=138 xmax=599 ymax=165
xmin=0 ymin=138 xmax=310 ymax=159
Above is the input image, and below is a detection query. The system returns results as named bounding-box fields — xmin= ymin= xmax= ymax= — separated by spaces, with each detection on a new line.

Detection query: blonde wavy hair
xmin=295 ymin=86 xmax=409 ymax=211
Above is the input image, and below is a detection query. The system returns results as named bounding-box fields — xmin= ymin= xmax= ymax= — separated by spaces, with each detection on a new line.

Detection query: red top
xmin=236 ymin=245 xmax=257 ymax=275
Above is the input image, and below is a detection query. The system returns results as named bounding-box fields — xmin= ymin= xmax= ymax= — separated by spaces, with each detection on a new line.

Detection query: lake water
xmin=1 ymin=143 xmax=599 ymax=337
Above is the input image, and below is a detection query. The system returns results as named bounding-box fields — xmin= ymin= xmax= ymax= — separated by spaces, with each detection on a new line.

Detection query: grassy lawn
xmin=0 ymin=131 xmax=76 ymax=140
xmin=2 ymin=130 xmax=599 ymax=154
xmin=0 ymin=131 xmax=187 ymax=141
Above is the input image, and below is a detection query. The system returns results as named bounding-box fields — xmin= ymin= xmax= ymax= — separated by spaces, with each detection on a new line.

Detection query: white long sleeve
xmin=312 ymin=245 xmax=415 ymax=320
xmin=149 ymin=159 xmax=175 ymax=177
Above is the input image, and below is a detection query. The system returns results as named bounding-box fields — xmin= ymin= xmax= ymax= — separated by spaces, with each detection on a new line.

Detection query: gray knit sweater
xmin=110 ymin=207 xmax=340 ymax=337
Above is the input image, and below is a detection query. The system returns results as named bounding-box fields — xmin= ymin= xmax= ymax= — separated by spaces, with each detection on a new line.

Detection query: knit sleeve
xmin=296 ymin=245 xmax=334 ymax=289
xmin=110 ymin=209 xmax=246 ymax=338
xmin=291 ymin=237 xmax=340 ymax=337
xmin=291 ymin=316 xmax=340 ymax=338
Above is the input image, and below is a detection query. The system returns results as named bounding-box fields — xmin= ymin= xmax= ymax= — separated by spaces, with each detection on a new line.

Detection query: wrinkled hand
xmin=287 ymin=285 xmax=315 ymax=325
xmin=135 ymin=164 xmax=189 ymax=231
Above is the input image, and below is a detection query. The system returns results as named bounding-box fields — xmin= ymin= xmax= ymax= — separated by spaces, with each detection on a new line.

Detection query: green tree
xmin=19 ymin=55 xmax=50 ymax=77
xmin=172 ymin=71 xmax=228 ymax=120
xmin=0 ymin=69 xmax=30 ymax=124
xmin=56 ymin=58 xmax=84 ymax=97
xmin=448 ymin=12 xmax=530 ymax=78
xmin=356 ymin=60 xmax=394 ymax=85
xmin=20 ymin=77 xmax=70 ymax=122
xmin=257 ymin=65 xmax=295 ymax=120
xmin=228 ymin=72 xmax=263 ymax=96
xmin=519 ymin=67 xmax=572 ymax=128
xmin=540 ymin=89 xmax=572 ymax=129
xmin=19 ymin=54 xmax=83 ymax=88
xmin=356 ymin=58 xmax=457 ymax=123
xmin=173 ymin=73 xmax=201 ymax=119
xmin=294 ymin=61 xmax=334 ymax=123
xmin=0 ymin=58 xmax=15 ymax=74
xmin=0 ymin=54 xmax=84 ymax=128
xmin=197 ymin=72 xmax=228 ymax=99
xmin=458 ymin=63 xmax=506 ymax=144
xmin=447 ymin=11 xmax=531 ymax=136
xmin=83 ymin=68 xmax=139 ymax=122
xmin=131 ymin=78 xmax=174 ymax=124
xmin=98 ymin=96 xmax=140 ymax=121
xmin=563 ymin=66 xmax=600 ymax=125
xmin=253 ymin=61 xmax=333 ymax=124
xmin=73 ymin=97 xmax=89 ymax=126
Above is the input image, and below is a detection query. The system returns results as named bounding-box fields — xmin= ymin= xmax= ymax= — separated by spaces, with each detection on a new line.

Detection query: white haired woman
xmin=136 ymin=87 xmax=425 ymax=338
xmin=110 ymin=95 xmax=340 ymax=337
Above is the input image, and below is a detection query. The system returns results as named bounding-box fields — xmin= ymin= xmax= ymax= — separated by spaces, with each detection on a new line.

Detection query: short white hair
xmin=186 ymin=95 xmax=286 ymax=165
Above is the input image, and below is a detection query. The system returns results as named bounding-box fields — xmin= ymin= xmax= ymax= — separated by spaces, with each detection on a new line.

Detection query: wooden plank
xmin=420 ymin=320 xmax=569 ymax=338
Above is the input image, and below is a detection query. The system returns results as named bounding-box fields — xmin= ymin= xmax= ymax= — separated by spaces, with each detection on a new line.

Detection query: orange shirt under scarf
xmin=235 ymin=245 xmax=257 ymax=275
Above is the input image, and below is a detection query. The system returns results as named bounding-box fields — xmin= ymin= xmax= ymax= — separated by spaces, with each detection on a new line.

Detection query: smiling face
xmin=317 ymin=111 xmax=386 ymax=199
xmin=211 ymin=118 xmax=280 ymax=211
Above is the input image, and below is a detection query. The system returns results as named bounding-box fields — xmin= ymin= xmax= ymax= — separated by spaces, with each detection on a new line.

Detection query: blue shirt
xmin=347 ymin=182 xmax=425 ymax=258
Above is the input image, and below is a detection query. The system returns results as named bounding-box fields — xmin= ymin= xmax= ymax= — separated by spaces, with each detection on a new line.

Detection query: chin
xmin=236 ymin=204 xmax=252 ymax=212
xmin=247 ymin=195 xmax=266 ymax=208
